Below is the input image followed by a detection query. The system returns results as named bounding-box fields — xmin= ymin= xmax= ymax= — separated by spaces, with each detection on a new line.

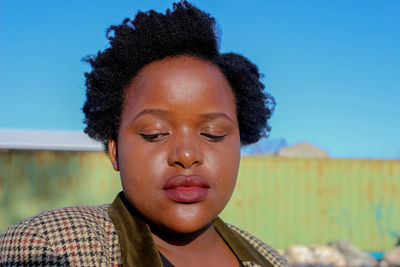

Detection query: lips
xmin=163 ymin=176 xmax=210 ymax=203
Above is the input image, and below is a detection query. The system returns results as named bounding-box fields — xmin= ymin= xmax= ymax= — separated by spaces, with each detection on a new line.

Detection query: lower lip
xmin=164 ymin=187 xmax=209 ymax=203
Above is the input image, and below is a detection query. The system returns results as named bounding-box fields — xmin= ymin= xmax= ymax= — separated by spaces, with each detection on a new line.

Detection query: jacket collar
xmin=108 ymin=192 xmax=270 ymax=266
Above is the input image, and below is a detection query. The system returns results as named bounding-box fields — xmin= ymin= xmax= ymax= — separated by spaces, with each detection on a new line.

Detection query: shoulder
xmin=226 ymin=223 xmax=288 ymax=267
xmin=0 ymin=204 xmax=121 ymax=266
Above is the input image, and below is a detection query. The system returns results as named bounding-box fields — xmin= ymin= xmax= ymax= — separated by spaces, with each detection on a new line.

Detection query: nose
xmin=167 ymin=133 xmax=202 ymax=169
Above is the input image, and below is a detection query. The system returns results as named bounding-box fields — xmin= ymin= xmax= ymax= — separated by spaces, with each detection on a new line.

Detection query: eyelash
xmin=140 ymin=133 xmax=226 ymax=142
xmin=201 ymin=133 xmax=227 ymax=142
xmin=140 ymin=133 xmax=169 ymax=142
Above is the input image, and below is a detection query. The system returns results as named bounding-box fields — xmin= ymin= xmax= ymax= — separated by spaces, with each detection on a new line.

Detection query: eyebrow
xmin=131 ymin=108 xmax=171 ymax=123
xmin=201 ymin=112 xmax=235 ymax=123
xmin=130 ymin=109 xmax=234 ymax=123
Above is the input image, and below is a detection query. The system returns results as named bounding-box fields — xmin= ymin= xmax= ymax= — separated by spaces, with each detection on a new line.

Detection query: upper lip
xmin=163 ymin=175 xmax=210 ymax=189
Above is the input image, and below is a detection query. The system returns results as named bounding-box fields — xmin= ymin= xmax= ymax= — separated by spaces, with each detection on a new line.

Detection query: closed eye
xmin=201 ymin=133 xmax=227 ymax=142
xmin=140 ymin=133 xmax=169 ymax=142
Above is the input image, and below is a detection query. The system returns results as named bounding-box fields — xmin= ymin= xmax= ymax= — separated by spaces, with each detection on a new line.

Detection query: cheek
xmin=209 ymin=141 xmax=241 ymax=190
xmin=118 ymin=143 xmax=166 ymax=189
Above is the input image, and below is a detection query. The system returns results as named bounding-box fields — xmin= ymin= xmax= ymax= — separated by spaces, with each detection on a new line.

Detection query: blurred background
xmin=1 ymin=0 xmax=399 ymax=266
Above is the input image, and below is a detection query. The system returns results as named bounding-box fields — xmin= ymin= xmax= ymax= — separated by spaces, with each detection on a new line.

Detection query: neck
xmin=150 ymin=221 xmax=218 ymax=253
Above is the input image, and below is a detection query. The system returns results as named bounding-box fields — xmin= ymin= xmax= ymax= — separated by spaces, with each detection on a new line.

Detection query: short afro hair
xmin=83 ymin=1 xmax=275 ymax=151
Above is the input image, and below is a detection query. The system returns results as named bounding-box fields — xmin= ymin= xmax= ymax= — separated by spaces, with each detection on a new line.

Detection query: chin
xmin=158 ymin=205 xmax=218 ymax=234
xmin=161 ymin=220 xmax=214 ymax=235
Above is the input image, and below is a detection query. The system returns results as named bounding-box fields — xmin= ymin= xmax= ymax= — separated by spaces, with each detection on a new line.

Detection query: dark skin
xmin=108 ymin=56 xmax=241 ymax=266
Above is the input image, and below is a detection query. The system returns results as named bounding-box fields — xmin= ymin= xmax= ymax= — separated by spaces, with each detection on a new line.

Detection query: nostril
xmin=173 ymin=160 xmax=200 ymax=169
xmin=174 ymin=161 xmax=185 ymax=168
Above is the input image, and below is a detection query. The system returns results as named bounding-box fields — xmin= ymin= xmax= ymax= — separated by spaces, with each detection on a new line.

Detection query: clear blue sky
xmin=0 ymin=0 xmax=399 ymax=159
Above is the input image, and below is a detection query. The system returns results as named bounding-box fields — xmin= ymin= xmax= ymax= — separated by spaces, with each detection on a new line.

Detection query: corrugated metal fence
xmin=222 ymin=156 xmax=400 ymax=251
xmin=1 ymin=151 xmax=399 ymax=251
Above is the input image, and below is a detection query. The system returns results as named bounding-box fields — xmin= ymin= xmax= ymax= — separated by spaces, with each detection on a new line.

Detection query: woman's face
xmin=109 ymin=56 xmax=241 ymax=234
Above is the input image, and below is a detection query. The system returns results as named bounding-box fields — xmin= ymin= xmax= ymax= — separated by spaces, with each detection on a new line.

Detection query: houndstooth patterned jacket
xmin=0 ymin=203 xmax=287 ymax=267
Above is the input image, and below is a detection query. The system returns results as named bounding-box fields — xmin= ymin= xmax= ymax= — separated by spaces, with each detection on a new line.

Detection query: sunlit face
xmin=109 ymin=56 xmax=241 ymax=233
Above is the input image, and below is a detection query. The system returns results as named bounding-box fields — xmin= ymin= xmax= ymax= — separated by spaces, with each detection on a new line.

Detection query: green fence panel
xmin=220 ymin=156 xmax=400 ymax=251
xmin=1 ymin=151 xmax=399 ymax=251
xmin=0 ymin=150 xmax=122 ymax=231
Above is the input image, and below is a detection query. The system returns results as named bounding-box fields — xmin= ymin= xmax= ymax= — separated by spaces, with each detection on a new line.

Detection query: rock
xmin=378 ymin=260 xmax=390 ymax=267
xmin=285 ymin=244 xmax=346 ymax=266
xmin=329 ymin=240 xmax=378 ymax=267
xmin=310 ymin=245 xmax=346 ymax=266
xmin=384 ymin=246 xmax=400 ymax=266
xmin=285 ymin=245 xmax=315 ymax=265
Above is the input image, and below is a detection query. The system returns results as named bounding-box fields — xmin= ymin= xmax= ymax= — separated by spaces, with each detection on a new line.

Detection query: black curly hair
xmin=83 ymin=1 xmax=275 ymax=152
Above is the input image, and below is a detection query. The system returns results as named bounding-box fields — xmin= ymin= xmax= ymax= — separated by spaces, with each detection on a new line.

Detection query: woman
xmin=0 ymin=2 xmax=287 ymax=266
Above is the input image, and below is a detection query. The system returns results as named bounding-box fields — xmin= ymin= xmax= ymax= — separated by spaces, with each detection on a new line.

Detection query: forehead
xmin=122 ymin=56 xmax=236 ymax=116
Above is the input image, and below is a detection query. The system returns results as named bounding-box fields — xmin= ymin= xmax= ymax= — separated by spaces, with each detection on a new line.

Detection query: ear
xmin=108 ymin=137 xmax=119 ymax=171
